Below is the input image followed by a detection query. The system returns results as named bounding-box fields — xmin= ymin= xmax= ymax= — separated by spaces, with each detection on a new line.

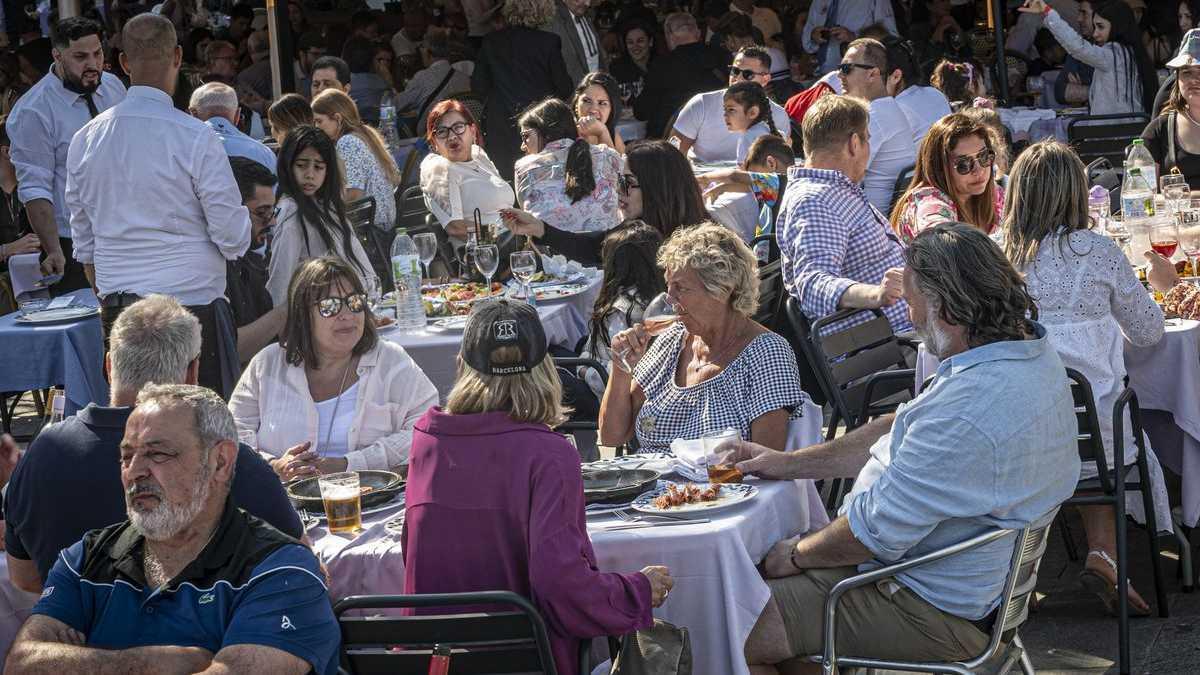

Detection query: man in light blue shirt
xmin=188 ymin=82 xmax=277 ymax=174
xmin=725 ymin=223 xmax=1080 ymax=667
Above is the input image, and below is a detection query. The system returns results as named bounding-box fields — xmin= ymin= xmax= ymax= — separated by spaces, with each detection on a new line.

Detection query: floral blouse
xmin=514 ymin=139 xmax=623 ymax=234
xmin=338 ymin=133 xmax=396 ymax=230
xmin=895 ymin=184 xmax=1006 ymax=243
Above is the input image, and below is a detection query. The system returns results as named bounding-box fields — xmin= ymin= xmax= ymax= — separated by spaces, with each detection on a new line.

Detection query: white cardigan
xmin=229 ymin=340 xmax=439 ymax=470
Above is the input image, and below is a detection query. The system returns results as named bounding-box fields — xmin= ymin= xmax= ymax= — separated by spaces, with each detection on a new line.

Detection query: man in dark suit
xmin=634 ymin=12 xmax=730 ymax=139
xmin=548 ymin=0 xmax=608 ymax=85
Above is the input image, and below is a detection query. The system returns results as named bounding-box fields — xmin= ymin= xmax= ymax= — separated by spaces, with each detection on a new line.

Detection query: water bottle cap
xmin=1088 ymin=185 xmax=1109 ymax=203
xmin=1132 ymin=139 xmax=1144 ymax=146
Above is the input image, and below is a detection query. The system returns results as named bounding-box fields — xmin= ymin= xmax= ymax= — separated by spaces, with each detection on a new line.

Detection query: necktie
xmin=576 ymin=15 xmax=598 ymax=58
xmin=82 ymin=92 xmax=99 ymax=119
xmin=817 ymin=0 xmax=842 ymax=69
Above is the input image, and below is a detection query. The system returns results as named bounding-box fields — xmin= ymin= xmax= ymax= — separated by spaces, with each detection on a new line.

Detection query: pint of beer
xmin=319 ymin=472 xmax=362 ymax=534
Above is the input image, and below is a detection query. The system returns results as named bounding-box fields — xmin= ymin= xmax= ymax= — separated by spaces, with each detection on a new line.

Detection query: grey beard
xmin=126 ymin=461 xmax=214 ymax=541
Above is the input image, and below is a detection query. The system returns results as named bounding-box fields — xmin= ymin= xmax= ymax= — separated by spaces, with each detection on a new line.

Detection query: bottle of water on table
xmin=390 ymin=229 xmax=427 ymax=333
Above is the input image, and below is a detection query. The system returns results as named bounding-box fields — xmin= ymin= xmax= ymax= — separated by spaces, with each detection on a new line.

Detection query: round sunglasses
xmin=951 ymin=148 xmax=996 ymax=176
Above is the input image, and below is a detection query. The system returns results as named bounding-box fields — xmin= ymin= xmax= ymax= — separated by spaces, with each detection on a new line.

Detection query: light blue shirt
xmin=846 ymin=322 xmax=1080 ymax=620
xmin=204 ymin=116 xmax=277 ymax=175
xmin=8 ymin=68 xmax=126 ymax=238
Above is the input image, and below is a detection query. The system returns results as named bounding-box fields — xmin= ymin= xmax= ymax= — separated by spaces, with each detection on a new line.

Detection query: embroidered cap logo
xmin=494 ymin=319 xmax=517 ymax=342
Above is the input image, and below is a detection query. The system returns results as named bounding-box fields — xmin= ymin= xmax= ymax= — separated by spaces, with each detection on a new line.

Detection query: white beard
xmin=127 ymin=462 xmax=213 ymax=541
xmin=916 ymin=303 xmax=955 ymax=359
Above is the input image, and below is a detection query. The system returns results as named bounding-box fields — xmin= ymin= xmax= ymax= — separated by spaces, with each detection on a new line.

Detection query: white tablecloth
xmin=380 ymin=276 xmax=601 ymax=398
xmin=0 ymin=555 xmax=41 ymax=670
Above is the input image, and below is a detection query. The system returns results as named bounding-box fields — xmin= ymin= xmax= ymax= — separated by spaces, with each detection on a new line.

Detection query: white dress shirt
xmin=230 ymin=340 xmax=440 ymax=470
xmin=66 ymin=86 xmax=251 ymax=305
xmin=673 ymin=89 xmax=791 ymax=163
xmin=895 ymin=85 xmax=952 ymax=151
xmin=8 ymin=68 xmax=125 ymax=238
xmin=864 ymin=96 xmax=917 ymax=214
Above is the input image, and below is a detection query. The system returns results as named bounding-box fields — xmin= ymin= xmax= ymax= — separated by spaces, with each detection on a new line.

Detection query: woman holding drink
xmin=230 ymin=257 xmax=439 ymax=481
xmin=598 ymin=223 xmax=809 ymax=453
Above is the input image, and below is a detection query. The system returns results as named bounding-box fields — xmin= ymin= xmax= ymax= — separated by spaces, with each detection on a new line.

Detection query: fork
xmin=613 ymin=509 xmax=691 ymax=523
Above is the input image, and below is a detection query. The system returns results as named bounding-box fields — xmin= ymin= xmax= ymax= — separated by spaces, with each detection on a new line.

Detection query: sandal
xmin=1079 ymin=550 xmax=1152 ymax=617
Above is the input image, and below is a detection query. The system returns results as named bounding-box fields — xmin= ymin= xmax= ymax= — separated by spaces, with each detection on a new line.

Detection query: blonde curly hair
xmin=503 ymin=0 xmax=554 ymax=29
xmin=657 ymin=222 xmax=760 ymax=318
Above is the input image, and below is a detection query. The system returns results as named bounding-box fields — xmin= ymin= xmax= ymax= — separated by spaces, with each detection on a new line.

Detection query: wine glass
xmin=474 ymin=244 xmax=499 ymax=296
xmin=611 ymin=292 xmax=680 ymax=372
xmin=510 ymin=250 xmax=537 ymax=301
xmin=1165 ymin=184 xmax=1191 ymax=223
xmin=364 ymin=273 xmax=382 ymax=312
xmin=1150 ymin=218 xmax=1181 ymax=261
xmin=413 ymin=232 xmax=438 ymax=281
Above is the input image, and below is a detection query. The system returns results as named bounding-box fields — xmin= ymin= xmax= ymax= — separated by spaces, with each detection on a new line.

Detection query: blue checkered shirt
xmin=777 ymin=167 xmax=912 ymax=334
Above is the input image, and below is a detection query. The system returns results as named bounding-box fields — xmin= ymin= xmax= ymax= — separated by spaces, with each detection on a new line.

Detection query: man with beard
xmin=720 ymin=224 xmax=1080 ymax=670
xmin=67 ymin=14 xmax=251 ymax=399
xmin=7 ymin=17 xmax=125 ymax=295
xmin=6 ymin=383 xmax=339 ymax=675
xmin=225 ymin=157 xmax=287 ymax=364
xmin=4 ymin=294 xmax=302 ymax=593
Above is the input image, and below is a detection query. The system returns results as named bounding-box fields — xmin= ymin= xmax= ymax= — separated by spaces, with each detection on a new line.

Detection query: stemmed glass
xmin=1149 ymin=219 xmax=1181 ymax=261
xmin=611 ymin=292 xmax=680 ymax=372
xmin=510 ymin=251 xmax=537 ymax=301
xmin=413 ymin=232 xmax=438 ymax=282
xmin=474 ymin=244 xmax=499 ymax=296
xmin=364 ymin=273 xmax=382 ymax=311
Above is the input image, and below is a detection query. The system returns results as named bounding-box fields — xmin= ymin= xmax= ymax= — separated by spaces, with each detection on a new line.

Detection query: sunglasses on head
xmin=315 ymin=293 xmax=367 ymax=318
xmin=951 ymin=148 xmax=996 ymax=175
xmin=729 ymin=66 xmax=766 ymax=80
xmin=838 ymin=62 xmax=877 ymax=76
xmin=433 ymin=121 xmax=469 ymax=139
xmin=617 ymin=173 xmax=640 ymax=193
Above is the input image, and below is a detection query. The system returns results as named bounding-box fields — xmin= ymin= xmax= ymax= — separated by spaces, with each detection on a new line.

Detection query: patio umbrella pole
xmin=990 ymin=0 xmax=1010 ymax=106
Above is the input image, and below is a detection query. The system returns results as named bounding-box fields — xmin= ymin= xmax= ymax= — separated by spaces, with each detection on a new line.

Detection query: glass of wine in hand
xmin=1150 ymin=219 xmax=1181 ymax=260
xmin=474 ymin=244 xmax=500 ymax=296
xmin=611 ymin=293 xmax=680 ymax=373
xmin=510 ymin=251 xmax=537 ymax=301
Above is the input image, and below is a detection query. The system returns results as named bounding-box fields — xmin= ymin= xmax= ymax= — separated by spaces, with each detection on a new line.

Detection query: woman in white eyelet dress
xmin=1004 ymin=140 xmax=1168 ymax=616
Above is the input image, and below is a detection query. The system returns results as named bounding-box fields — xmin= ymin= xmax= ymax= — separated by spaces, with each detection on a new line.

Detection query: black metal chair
xmin=397 ymin=185 xmax=433 ymax=232
xmin=346 ymin=197 xmax=396 ymax=293
xmin=1062 ymin=369 xmax=1168 ymax=675
xmin=1066 ymin=114 xmax=1150 ymax=169
xmin=448 ymin=92 xmax=487 ymax=131
xmin=753 ymin=241 xmax=785 ymax=331
xmin=334 ymin=591 xmax=590 ymax=675
xmin=888 ymin=163 xmax=917 ymax=218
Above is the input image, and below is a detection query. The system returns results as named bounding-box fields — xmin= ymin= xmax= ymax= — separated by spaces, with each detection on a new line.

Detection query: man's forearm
xmin=25 ymin=200 xmax=60 ymax=254
xmin=837 ymin=282 xmax=883 ymax=310
xmin=793 ymin=515 xmax=873 ymax=569
xmin=236 ymin=305 xmax=287 ymax=364
xmin=8 ymin=643 xmax=209 ymax=675
xmin=786 ymin=414 xmax=892 ymax=479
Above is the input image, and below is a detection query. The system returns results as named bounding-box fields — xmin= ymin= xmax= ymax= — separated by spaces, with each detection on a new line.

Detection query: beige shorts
xmin=766 ymin=566 xmax=990 ymax=664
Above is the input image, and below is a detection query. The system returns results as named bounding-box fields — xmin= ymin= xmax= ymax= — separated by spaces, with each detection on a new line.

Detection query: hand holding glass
xmin=612 ymin=293 xmax=679 ymax=372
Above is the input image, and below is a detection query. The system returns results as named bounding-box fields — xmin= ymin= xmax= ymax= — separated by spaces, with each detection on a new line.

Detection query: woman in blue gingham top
xmin=599 ymin=223 xmax=808 ymax=454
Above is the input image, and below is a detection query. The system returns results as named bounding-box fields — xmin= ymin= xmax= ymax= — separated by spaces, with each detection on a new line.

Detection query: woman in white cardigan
xmin=230 ymin=256 xmax=439 ymax=480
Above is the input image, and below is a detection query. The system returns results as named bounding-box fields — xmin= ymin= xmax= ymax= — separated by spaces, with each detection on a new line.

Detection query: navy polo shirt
xmin=34 ymin=500 xmax=339 ymax=674
xmin=4 ymin=404 xmax=304 ymax=581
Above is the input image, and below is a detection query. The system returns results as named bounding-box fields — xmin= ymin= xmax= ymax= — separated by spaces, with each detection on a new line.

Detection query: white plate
xmin=15 ymin=306 xmax=99 ymax=324
xmin=432 ymin=315 xmax=470 ymax=331
xmin=526 ymin=282 xmax=589 ymax=302
xmin=631 ymin=481 xmax=757 ymax=515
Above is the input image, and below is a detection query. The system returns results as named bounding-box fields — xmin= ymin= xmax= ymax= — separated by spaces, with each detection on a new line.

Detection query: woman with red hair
xmin=418 ymin=99 xmax=516 ymax=244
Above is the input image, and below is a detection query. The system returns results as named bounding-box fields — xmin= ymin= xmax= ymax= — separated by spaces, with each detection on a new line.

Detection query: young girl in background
xmin=931 ymin=59 xmax=987 ymax=110
xmin=722 ymin=81 xmax=782 ymax=166
xmin=267 ymin=125 xmax=378 ymax=306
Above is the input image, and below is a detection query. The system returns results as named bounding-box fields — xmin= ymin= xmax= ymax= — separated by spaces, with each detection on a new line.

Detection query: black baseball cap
xmin=461 ymin=299 xmax=548 ymax=376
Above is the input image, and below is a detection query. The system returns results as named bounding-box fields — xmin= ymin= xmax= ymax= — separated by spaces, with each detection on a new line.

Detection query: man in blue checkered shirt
xmin=777 ymin=94 xmax=913 ymax=334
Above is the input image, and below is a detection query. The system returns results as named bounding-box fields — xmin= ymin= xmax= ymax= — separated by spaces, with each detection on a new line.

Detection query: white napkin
xmin=539 ymin=253 xmax=584 ymax=280
xmin=8 ymin=253 xmax=42 ymax=299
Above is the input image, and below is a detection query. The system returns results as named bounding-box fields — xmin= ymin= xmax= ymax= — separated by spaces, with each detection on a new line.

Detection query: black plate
xmin=582 ymin=468 xmax=660 ymax=505
xmin=287 ymin=470 xmax=405 ymax=512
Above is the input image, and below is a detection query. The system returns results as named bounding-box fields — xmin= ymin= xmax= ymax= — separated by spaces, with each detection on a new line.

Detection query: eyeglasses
xmin=838 ymin=62 xmax=877 ymax=75
xmin=729 ymin=66 xmax=768 ymax=80
xmin=951 ymin=148 xmax=996 ymax=175
xmin=519 ymin=129 xmax=536 ymax=142
xmin=252 ymin=205 xmax=280 ymax=222
xmin=433 ymin=121 xmax=469 ymax=139
xmin=618 ymin=173 xmax=640 ymax=193
xmin=314 ymin=293 xmax=366 ymax=318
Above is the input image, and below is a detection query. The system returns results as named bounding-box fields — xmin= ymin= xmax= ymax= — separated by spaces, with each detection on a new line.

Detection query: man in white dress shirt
xmin=669 ymin=45 xmax=791 ymax=163
xmin=548 ymin=0 xmax=606 ymax=86
xmin=883 ymin=37 xmax=952 ymax=152
xmin=838 ymin=38 xmax=916 ymax=214
xmin=7 ymin=17 xmax=125 ymax=295
xmin=65 ymin=14 xmax=251 ymax=399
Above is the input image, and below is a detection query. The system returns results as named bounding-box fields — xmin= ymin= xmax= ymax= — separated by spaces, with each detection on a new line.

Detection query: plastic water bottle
xmin=379 ymin=94 xmax=402 ymax=156
xmin=390 ymin=229 xmax=427 ymax=333
xmin=1125 ymin=139 xmax=1158 ymax=193
xmin=1088 ymin=185 xmax=1110 ymax=233
xmin=1121 ymin=167 xmax=1155 ymax=221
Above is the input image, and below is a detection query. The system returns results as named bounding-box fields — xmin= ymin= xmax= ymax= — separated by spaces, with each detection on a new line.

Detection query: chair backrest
xmin=334 ymin=591 xmax=559 ymax=675
xmin=777 ymin=296 xmax=830 ymax=407
xmin=398 ymin=184 xmax=431 ymax=231
xmin=888 ymin=163 xmax=916 ymax=219
xmin=553 ymin=356 xmax=608 ymax=434
xmin=449 ymin=92 xmax=487 ymax=129
xmin=1066 ymin=114 xmax=1149 ymax=169
xmin=754 ymin=258 xmax=784 ymax=330
xmin=809 ymin=307 xmax=911 ymax=431
xmin=346 ymin=196 xmax=377 ymax=233
xmin=1065 ymin=367 xmax=1114 ymax=493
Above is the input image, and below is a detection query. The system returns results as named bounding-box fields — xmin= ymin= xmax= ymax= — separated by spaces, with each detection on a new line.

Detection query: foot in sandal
xmin=1079 ymin=549 xmax=1152 ymax=617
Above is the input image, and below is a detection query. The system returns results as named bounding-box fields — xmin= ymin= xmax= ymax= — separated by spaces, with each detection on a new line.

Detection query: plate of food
xmin=422 ymin=281 xmax=503 ymax=303
xmin=631 ymin=481 xmax=757 ymax=514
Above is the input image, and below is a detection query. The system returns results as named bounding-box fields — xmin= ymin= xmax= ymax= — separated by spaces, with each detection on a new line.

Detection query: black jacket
xmin=634 ymin=41 xmax=730 ymax=139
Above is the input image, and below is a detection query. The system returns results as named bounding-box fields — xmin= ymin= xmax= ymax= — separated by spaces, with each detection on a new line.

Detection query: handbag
xmin=609 ymin=619 xmax=692 ymax=675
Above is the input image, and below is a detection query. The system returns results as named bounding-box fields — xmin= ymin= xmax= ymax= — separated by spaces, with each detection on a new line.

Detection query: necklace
xmin=319 ymin=357 xmax=355 ymax=458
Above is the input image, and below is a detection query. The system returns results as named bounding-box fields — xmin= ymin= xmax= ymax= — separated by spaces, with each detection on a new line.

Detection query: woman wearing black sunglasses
xmin=890 ymin=112 xmax=1004 ymax=244
xmin=230 ymin=256 xmax=439 ymax=482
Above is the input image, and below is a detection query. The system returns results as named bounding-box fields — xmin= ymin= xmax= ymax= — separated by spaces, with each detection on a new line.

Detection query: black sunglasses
xmin=838 ymin=62 xmax=877 ymax=75
xmin=951 ymin=148 xmax=996 ymax=176
xmin=315 ymin=293 xmax=367 ymax=318
xmin=617 ymin=173 xmax=640 ymax=193
xmin=729 ymin=66 xmax=767 ymax=80
xmin=433 ymin=121 xmax=469 ymax=139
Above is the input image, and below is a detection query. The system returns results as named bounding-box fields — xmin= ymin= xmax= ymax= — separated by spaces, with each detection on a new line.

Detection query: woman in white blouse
xmin=419 ymin=99 xmax=516 ymax=242
xmin=231 ymin=256 xmax=439 ymax=480
xmin=311 ymin=88 xmax=401 ymax=231
xmin=1003 ymin=140 xmax=1164 ymax=616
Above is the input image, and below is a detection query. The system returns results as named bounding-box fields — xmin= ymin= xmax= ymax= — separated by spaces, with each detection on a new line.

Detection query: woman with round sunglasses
xmin=890 ymin=112 xmax=1004 ymax=244
xmin=419 ymin=99 xmax=516 ymax=243
xmin=230 ymin=256 xmax=439 ymax=481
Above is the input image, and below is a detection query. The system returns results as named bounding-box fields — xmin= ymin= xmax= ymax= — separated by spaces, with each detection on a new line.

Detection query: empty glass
xmin=474 ymin=244 xmax=499 ymax=296
xmin=413 ymin=232 xmax=438 ymax=281
xmin=510 ymin=250 xmax=537 ymax=300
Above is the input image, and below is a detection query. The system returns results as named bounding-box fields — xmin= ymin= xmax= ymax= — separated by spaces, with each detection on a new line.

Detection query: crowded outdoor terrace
xmin=0 ymin=0 xmax=1198 ymax=673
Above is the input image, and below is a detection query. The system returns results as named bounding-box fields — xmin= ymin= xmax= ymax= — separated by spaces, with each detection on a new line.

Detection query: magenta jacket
xmin=403 ymin=407 xmax=652 ymax=674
